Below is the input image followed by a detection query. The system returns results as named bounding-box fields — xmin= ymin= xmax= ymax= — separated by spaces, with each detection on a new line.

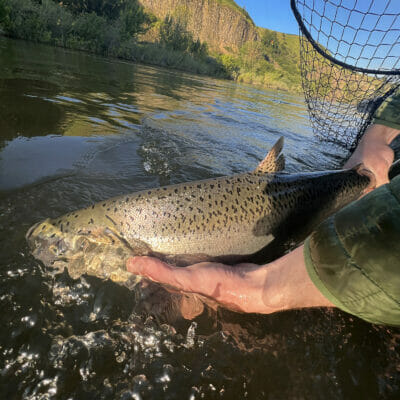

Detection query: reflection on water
xmin=0 ymin=37 xmax=399 ymax=399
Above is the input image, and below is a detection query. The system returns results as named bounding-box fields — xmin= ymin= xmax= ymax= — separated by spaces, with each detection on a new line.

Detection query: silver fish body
xmin=26 ymin=166 xmax=370 ymax=288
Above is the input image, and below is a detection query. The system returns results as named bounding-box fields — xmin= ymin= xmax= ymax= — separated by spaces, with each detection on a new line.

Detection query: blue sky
xmin=235 ymin=0 xmax=400 ymax=71
xmin=235 ymin=0 xmax=299 ymax=35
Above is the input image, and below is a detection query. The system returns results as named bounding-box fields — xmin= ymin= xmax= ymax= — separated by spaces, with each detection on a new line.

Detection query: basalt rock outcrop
xmin=139 ymin=0 xmax=259 ymax=52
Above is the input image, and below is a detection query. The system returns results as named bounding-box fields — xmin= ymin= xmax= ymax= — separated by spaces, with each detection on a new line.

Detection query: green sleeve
xmin=372 ymin=87 xmax=400 ymax=130
xmin=304 ymin=175 xmax=400 ymax=326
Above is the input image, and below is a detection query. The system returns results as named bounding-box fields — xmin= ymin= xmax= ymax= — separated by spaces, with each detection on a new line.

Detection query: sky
xmin=235 ymin=0 xmax=399 ymax=71
xmin=235 ymin=0 xmax=299 ymax=35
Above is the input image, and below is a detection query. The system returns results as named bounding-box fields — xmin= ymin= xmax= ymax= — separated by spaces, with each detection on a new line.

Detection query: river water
xmin=0 ymin=37 xmax=399 ymax=399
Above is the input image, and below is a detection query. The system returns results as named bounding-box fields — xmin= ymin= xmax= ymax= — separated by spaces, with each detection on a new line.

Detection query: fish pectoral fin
xmin=253 ymin=136 xmax=285 ymax=174
xmin=103 ymin=227 xmax=153 ymax=257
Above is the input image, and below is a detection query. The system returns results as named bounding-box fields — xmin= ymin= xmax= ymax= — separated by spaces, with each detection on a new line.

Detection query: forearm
xmin=258 ymin=246 xmax=335 ymax=313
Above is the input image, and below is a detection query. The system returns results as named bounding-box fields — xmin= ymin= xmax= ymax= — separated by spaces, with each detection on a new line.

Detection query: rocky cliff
xmin=138 ymin=0 xmax=259 ymax=52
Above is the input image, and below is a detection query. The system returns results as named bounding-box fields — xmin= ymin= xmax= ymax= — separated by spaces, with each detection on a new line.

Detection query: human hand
xmin=127 ymin=257 xmax=267 ymax=314
xmin=127 ymin=247 xmax=333 ymax=317
xmin=344 ymin=124 xmax=399 ymax=189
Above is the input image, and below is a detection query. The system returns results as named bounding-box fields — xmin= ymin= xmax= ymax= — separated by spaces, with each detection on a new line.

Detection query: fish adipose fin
xmin=254 ymin=136 xmax=285 ymax=174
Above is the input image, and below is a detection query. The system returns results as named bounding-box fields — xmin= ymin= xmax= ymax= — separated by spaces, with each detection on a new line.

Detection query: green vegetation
xmin=0 ymin=0 xmax=229 ymax=77
xmin=217 ymin=28 xmax=302 ymax=92
xmin=214 ymin=0 xmax=254 ymax=23
xmin=0 ymin=0 xmax=303 ymax=91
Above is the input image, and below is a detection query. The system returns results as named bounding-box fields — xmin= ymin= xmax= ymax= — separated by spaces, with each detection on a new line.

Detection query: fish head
xmin=26 ymin=218 xmax=140 ymax=288
xmin=26 ymin=218 xmax=209 ymax=322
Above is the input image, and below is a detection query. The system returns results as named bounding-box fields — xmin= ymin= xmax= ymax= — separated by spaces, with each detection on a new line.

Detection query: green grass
xmin=0 ymin=0 xmax=304 ymax=92
xmin=213 ymin=0 xmax=254 ymax=24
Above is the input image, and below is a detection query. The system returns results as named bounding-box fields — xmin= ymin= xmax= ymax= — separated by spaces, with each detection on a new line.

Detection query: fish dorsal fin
xmin=253 ymin=136 xmax=285 ymax=174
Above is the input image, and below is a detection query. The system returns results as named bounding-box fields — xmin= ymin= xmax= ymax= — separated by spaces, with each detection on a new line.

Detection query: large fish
xmin=26 ymin=137 xmax=375 ymax=318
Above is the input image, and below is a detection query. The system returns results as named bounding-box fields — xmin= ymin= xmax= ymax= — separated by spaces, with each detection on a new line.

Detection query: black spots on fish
xmin=87 ymin=218 xmax=94 ymax=225
xmin=66 ymin=221 xmax=70 ymax=227
xmin=41 ymin=224 xmax=46 ymax=231
xmin=174 ymin=189 xmax=178 ymax=194
xmin=208 ymin=203 xmax=212 ymax=208
xmin=185 ymin=197 xmax=191 ymax=202
xmin=197 ymin=207 xmax=203 ymax=214
xmin=236 ymin=188 xmax=241 ymax=195
xmin=74 ymin=214 xmax=79 ymax=218
xmin=210 ymin=184 xmax=214 ymax=189
xmin=218 ymin=184 xmax=221 ymax=189
xmin=183 ymin=186 xmax=187 ymax=190
xmin=102 ymin=203 xmax=106 ymax=207
xmin=231 ymin=205 xmax=238 ymax=214
xmin=91 ymin=205 xmax=95 ymax=209
xmin=114 ymin=207 xmax=118 ymax=213
xmin=148 ymin=191 xmax=152 ymax=195
xmin=107 ymin=207 xmax=110 ymax=211
xmin=197 ymin=184 xmax=202 ymax=189
xmin=60 ymin=224 xmax=64 ymax=232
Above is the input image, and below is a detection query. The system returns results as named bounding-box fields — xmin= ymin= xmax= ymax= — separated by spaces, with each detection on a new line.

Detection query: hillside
xmin=0 ymin=0 xmax=303 ymax=91
xmin=138 ymin=0 xmax=302 ymax=91
xmin=138 ymin=0 xmax=259 ymax=52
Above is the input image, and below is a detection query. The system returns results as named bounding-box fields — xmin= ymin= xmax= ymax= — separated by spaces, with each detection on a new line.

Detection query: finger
xmin=127 ymin=256 xmax=197 ymax=292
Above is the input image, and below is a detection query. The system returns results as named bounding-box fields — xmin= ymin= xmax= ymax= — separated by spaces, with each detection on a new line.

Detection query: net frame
xmin=291 ymin=0 xmax=400 ymax=152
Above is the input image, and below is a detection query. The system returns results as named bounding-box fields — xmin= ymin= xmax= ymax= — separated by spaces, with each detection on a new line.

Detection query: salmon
xmin=26 ymin=138 xmax=374 ymax=320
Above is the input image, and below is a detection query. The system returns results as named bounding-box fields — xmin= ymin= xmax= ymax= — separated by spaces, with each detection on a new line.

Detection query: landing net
xmin=291 ymin=0 xmax=400 ymax=151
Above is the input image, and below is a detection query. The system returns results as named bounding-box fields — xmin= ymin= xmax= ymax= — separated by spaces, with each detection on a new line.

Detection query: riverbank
xmin=0 ymin=0 xmax=301 ymax=92
xmin=0 ymin=0 xmax=229 ymax=78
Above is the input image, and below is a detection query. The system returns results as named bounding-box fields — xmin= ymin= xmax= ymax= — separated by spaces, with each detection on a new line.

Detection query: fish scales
xmin=26 ymin=137 xmax=374 ymax=291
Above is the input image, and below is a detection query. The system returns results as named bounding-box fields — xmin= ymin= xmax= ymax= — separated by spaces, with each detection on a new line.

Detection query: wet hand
xmin=126 ymin=256 xmax=270 ymax=314
xmin=126 ymin=247 xmax=334 ymax=317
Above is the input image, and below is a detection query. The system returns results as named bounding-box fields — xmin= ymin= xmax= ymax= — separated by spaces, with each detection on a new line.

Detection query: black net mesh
xmin=291 ymin=0 xmax=400 ymax=152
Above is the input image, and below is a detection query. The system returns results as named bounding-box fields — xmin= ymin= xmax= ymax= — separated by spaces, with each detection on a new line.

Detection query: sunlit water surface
xmin=0 ymin=37 xmax=399 ymax=399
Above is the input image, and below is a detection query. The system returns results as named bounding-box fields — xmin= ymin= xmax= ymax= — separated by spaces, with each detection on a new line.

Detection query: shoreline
xmin=0 ymin=33 xmax=300 ymax=94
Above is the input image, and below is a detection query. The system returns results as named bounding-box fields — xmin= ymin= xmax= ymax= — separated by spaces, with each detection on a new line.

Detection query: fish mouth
xmin=26 ymin=219 xmax=70 ymax=269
